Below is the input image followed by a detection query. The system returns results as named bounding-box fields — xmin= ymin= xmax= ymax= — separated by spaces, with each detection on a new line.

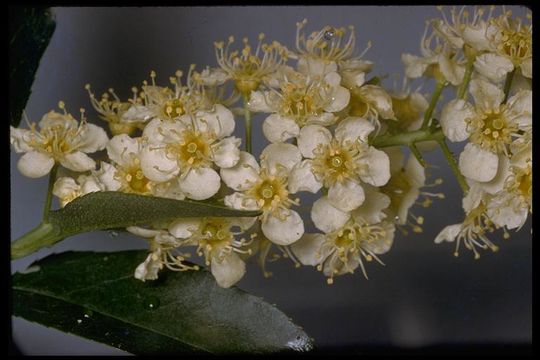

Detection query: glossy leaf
xmin=12 ymin=251 xmax=314 ymax=354
xmin=9 ymin=7 xmax=56 ymax=127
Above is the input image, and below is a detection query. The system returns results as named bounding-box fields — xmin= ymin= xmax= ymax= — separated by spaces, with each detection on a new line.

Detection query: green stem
xmin=242 ymin=95 xmax=252 ymax=154
xmin=421 ymin=82 xmax=445 ymax=130
xmin=502 ymin=68 xmax=516 ymax=104
xmin=43 ymin=164 xmax=58 ymax=223
xmin=409 ymin=143 xmax=426 ymax=167
xmin=456 ymin=58 xmax=474 ymax=100
xmin=436 ymin=138 xmax=469 ymax=194
xmin=11 ymin=222 xmax=61 ymax=260
xmin=372 ymin=128 xmax=444 ymax=148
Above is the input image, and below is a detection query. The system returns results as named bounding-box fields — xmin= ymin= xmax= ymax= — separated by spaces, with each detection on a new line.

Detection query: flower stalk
xmin=456 ymin=58 xmax=475 ymax=100
xmin=243 ymin=94 xmax=253 ymax=154
xmin=43 ymin=164 xmax=58 ymax=223
xmin=421 ymin=81 xmax=446 ymax=130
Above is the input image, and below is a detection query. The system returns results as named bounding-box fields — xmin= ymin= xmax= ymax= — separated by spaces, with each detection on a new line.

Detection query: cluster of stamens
xmin=466 ymin=108 xmax=517 ymax=155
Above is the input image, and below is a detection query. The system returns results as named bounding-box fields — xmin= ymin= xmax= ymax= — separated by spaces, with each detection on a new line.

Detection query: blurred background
xmin=10 ymin=6 xmax=532 ymax=355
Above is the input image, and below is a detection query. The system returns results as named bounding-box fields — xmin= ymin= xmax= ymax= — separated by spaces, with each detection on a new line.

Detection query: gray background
xmin=11 ymin=6 xmax=531 ymax=355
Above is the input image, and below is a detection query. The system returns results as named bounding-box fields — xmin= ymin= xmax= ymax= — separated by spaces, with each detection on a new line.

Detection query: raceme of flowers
xmin=11 ymin=7 xmax=532 ymax=288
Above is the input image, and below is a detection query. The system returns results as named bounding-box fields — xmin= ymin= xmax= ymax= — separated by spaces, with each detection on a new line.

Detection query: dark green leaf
xmin=9 ymin=7 xmax=56 ymax=127
xmin=13 ymin=251 xmax=314 ymax=354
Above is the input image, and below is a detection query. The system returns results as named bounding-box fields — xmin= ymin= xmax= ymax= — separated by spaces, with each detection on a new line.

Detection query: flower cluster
xmin=11 ymin=7 xmax=531 ymax=287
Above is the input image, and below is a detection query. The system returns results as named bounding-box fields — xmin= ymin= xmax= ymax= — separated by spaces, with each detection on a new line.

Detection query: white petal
xmin=298 ymin=57 xmax=337 ymax=77
xmin=478 ymin=155 xmax=510 ymax=195
xmin=53 ymin=177 xmax=79 ymax=200
xmin=439 ymin=54 xmax=465 ymax=86
xmin=197 ymin=104 xmax=235 ymax=138
xmin=306 ymin=112 xmax=337 ymax=126
xmin=121 ymin=104 xmax=154 ymax=123
xmin=220 ymin=151 xmax=260 ymax=191
xmin=324 ymin=71 xmax=342 ymax=87
xmin=96 ymin=162 xmax=121 ymax=191
xmin=335 ymin=117 xmax=374 ymax=144
xmin=261 ymin=210 xmax=304 ymax=245
xmin=78 ymin=123 xmax=109 ymax=153
xmin=199 ymin=67 xmax=229 ymax=87
xmin=323 ymin=86 xmax=350 ymax=113
xmin=290 ymin=233 xmax=327 ymax=266
xmin=79 ymin=174 xmax=103 ymax=195
xmin=487 ymin=196 xmax=528 ymax=230
xmin=126 ymin=226 xmax=162 ymax=239
xmin=140 ymin=146 xmax=179 ymax=182
xmin=358 ymin=85 xmax=395 ymax=119
xmin=311 ymin=196 xmax=351 ymax=233
xmin=470 ymin=78 xmax=504 ymax=111
xmin=358 ymin=147 xmax=391 ymax=187
xmin=462 ymin=183 xmax=485 ymax=213
xmin=142 ymin=118 xmax=185 ymax=145
xmin=151 ymin=178 xmax=185 ymax=200
xmin=168 ymin=218 xmax=201 ymax=239
xmin=211 ymin=252 xmax=245 ymax=288
xmin=458 ymin=143 xmax=499 ymax=182
xmin=462 ymin=23 xmax=493 ymax=51
xmin=247 ymin=91 xmax=279 ymax=112
xmin=262 ymin=114 xmax=300 ymax=143
xmin=179 ymin=167 xmax=221 ymax=200
xmin=224 ymin=192 xmax=260 ymax=211
xmin=520 ymin=57 xmax=532 ymax=78
xmin=212 ymin=137 xmax=241 ymax=169
xmin=362 ymin=222 xmax=395 ymax=255
xmin=328 ymin=180 xmax=365 ymax=212
xmin=434 ymin=224 xmax=462 ymax=244
xmin=352 ymin=188 xmax=391 ymax=224
xmin=106 ymin=134 xmax=140 ymax=167
xmin=402 ymin=53 xmax=430 ymax=78
xmin=260 ymin=143 xmax=301 ymax=172
xmin=507 ymin=90 xmax=532 ymax=128
xmin=288 ymin=160 xmax=322 ymax=194
xmin=61 ymin=151 xmax=96 ymax=172
xmin=134 ymin=252 xmax=161 ymax=281
xmin=474 ymin=53 xmax=514 ymax=83
xmin=17 ymin=151 xmax=55 ymax=178
xmin=10 ymin=127 xmax=32 ymax=153
xmin=440 ymin=99 xmax=475 ymax=142
xmin=297 ymin=124 xmax=332 ymax=159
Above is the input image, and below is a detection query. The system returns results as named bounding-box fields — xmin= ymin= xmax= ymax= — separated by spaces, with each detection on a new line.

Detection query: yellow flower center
xmin=466 ymin=108 xmax=516 ymax=154
xmin=497 ymin=21 xmax=532 ymax=64
xmin=167 ymin=129 xmax=213 ymax=169
xmin=162 ymin=98 xmax=186 ymax=119
xmin=391 ymin=95 xmax=421 ymax=130
xmin=507 ymin=161 xmax=532 ymax=208
xmin=279 ymin=81 xmax=328 ymax=125
xmin=115 ymin=161 xmax=152 ymax=195
xmin=312 ymin=139 xmax=367 ymax=188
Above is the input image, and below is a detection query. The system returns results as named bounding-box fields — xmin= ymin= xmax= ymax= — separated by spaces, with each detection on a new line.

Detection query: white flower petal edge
xmin=297 ymin=125 xmax=332 ymax=159
xmin=262 ymin=114 xmax=300 ymax=143
xmin=211 ymin=252 xmax=246 ymax=288
xmin=220 ymin=151 xmax=261 ymax=191
xmin=17 ymin=151 xmax=55 ymax=178
xmin=290 ymin=233 xmax=327 ymax=266
xmin=434 ymin=224 xmax=462 ymax=244
xmin=358 ymin=147 xmax=391 ymax=187
xmin=168 ymin=218 xmax=201 ymax=239
xmin=334 ymin=117 xmax=374 ymax=144
xmin=458 ymin=143 xmax=499 ymax=182
xmin=311 ymin=196 xmax=351 ymax=233
xmin=288 ymin=160 xmax=322 ymax=194
xmin=440 ymin=99 xmax=474 ymax=142
xmin=260 ymin=143 xmax=302 ymax=172
xmin=261 ymin=209 xmax=304 ymax=245
xmin=328 ymin=179 xmax=365 ymax=212
xmin=60 ymin=152 xmax=96 ymax=172
xmin=212 ymin=137 xmax=241 ymax=169
xmin=474 ymin=53 xmax=515 ymax=83
xmin=179 ymin=167 xmax=221 ymax=200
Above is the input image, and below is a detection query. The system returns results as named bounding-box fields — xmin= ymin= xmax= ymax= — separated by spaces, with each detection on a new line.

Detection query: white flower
xmin=401 ymin=20 xmax=465 ymax=86
xmin=434 ymin=186 xmax=499 ymax=259
xmin=293 ymin=189 xmax=394 ymax=284
xmin=52 ymin=173 xmax=104 ymax=207
xmin=222 ymin=144 xmax=305 ymax=246
xmin=389 ymin=85 xmax=429 ymax=132
xmin=169 ymin=217 xmax=252 ymax=288
xmin=214 ymin=34 xmax=288 ymax=95
xmin=250 ymin=69 xmax=350 ymax=143
xmin=379 ymin=148 xmax=427 ymax=227
xmin=300 ymin=118 xmax=391 ymax=212
xmin=440 ymin=79 xmax=531 ymax=183
xmin=127 ymin=226 xmax=198 ymax=282
xmin=140 ymin=106 xmax=240 ymax=200
xmin=349 ymin=82 xmax=396 ymax=124
xmin=485 ymin=145 xmax=531 ymax=230
xmin=10 ymin=108 xmax=108 ymax=178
